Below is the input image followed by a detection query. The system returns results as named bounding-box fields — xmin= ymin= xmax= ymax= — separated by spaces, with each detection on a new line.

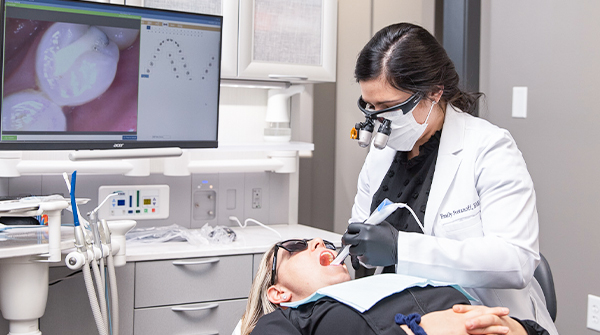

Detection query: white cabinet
xmin=134 ymin=255 xmax=252 ymax=307
xmin=133 ymin=254 xmax=252 ymax=334
xmin=129 ymin=0 xmax=337 ymax=82
xmin=237 ymin=0 xmax=337 ymax=82
xmin=35 ymin=254 xmax=254 ymax=335
xmin=134 ymin=299 xmax=247 ymax=334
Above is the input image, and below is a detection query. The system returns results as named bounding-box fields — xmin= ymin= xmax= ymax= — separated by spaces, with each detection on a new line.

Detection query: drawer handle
xmin=171 ymin=303 xmax=219 ymax=312
xmin=268 ymin=74 xmax=308 ymax=81
xmin=172 ymin=258 xmax=220 ymax=266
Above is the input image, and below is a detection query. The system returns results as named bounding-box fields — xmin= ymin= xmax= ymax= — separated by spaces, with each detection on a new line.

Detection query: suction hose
xmin=107 ymin=252 xmax=119 ymax=335
xmin=91 ymin=258 xmax=109 ymax=330
xmin=82 ymin=261 xmax=108 ymax=335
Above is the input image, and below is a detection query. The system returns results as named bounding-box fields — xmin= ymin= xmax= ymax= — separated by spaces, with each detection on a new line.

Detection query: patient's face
xmin=274 ymin=238 xmax=351 ymax=301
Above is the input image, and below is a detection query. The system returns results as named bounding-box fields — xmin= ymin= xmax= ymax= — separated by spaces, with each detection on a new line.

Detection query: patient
xmin=241 ymin=238 xmax=549 ymax=335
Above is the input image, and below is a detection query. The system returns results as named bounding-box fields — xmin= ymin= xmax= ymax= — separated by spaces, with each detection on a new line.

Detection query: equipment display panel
xmin=0 ymin=0 xmax=222 ymax=150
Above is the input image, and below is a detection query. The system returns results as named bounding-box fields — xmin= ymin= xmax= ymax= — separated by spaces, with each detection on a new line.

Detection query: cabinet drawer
xmin=135 ymin=254 xmax=252 ymax=308
xmin=134 ymin=298 xmax=246 ymax=335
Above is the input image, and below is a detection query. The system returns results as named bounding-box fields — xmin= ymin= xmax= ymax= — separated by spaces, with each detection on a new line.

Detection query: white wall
xmin=480 ymin=2 xmax=600 ymax=333
xmin=218 ymin=87 xmax=269 ymax=144
xmin=333 ymin=0 xmax=435 ymax=233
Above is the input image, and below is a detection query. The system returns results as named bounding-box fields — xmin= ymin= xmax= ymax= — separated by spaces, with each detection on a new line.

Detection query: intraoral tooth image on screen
xmin=3 ymin=19 xmax=140 ymax=132
xmin=0 ymin=0 xmax=222 ymax=150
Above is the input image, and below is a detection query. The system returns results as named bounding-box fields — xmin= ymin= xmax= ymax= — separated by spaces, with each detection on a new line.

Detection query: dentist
xmin=341 ymin=23 xmax=558 ymax=335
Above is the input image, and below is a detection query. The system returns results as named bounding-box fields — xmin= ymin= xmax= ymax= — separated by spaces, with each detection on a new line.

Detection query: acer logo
xmin=113 ymin=143 xmax=125 ymax=148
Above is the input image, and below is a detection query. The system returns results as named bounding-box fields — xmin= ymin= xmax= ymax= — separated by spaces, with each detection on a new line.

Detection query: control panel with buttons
xmin=98 ymin=185 xmax=170 ymax=220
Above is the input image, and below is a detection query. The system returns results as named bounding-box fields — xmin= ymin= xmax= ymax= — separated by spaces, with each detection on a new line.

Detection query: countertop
xmin=0 ymin=224 xmax=342 ymax=262
xmin=125 ymin=224 xmax=343 ymax=262
xmin=0 ymin=227 xmax=74 ymax=260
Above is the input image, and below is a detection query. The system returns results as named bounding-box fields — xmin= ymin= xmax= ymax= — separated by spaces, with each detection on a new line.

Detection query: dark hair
xmin=355 ymin=22 xmax=482 ymax=115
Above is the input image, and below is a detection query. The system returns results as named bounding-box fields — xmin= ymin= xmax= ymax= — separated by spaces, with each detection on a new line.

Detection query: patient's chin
xmin=327 ymin=269 xmax=352 ymax=285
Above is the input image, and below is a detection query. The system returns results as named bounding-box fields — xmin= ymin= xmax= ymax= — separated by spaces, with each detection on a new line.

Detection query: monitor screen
xmin=0 ymin=0 xmax=221 ymax=150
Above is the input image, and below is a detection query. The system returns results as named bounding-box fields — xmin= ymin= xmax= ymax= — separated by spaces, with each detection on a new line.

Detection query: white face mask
xmin=380 ymin=101 xmax=436 ymax=152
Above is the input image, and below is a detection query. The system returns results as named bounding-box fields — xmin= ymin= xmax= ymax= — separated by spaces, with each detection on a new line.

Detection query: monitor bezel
xmin=0 ymin=0 xmax=222 ymax=151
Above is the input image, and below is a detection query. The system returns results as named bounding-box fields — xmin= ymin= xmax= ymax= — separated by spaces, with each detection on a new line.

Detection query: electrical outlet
xmin=588 ymin=294 xmax=600 ymax=331
xmin=252 ymin=188 xmax=262 ymax=209
xmin=244 ymin=173 xmax=270 ymax=224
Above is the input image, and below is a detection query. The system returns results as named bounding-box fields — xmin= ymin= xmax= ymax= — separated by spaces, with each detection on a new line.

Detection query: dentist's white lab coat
xmin=350 ymin=105 xmax=558 ymax=334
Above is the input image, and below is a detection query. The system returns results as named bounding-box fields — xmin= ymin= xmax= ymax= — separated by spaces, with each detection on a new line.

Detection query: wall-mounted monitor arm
xmin=68 ymin=147 xmax=183 ymax=161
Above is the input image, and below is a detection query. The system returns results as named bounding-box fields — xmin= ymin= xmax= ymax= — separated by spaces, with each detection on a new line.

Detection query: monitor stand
xmin=68 ymin=147 xmax=183 ymax=161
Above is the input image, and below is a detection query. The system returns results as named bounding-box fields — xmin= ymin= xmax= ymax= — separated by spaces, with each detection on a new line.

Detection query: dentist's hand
xmin=342 ymin=220 xmax=398 ymax=267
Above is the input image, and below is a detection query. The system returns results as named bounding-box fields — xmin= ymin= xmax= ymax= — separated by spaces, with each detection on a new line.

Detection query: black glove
xmin=341 ymin=220 xmax=399 ymax=267
xmin=350 ymin=254 xmax=360 ymax=270
xmin=339 ymin=241 xmax=361 ymax=270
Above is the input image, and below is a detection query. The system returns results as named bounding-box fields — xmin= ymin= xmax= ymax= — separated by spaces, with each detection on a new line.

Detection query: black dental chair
xmin=533 ymin=253 xmax=557 ymax=321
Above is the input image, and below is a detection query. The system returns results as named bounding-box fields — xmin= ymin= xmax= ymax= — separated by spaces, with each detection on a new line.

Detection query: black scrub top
xmin=251 ymin=285 xmax=469 ymax=335
xmin=251 ymin=284 xmax=549 ymax=335
xmin=370 ymin=131 xmax=441 ymax=233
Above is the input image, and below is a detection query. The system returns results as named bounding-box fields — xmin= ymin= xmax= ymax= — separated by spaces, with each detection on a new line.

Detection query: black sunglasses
xmin=357 ymin=92 xmax=422 ymax=117
xmin=271 ymin=239 xmax=337 ymax=285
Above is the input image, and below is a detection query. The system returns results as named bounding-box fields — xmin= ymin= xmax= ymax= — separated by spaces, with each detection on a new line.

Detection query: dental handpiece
xmin=330 ymin=244 xmax=350 ymax=266
xmin=330 ymin=199 xmax=406 ymax=266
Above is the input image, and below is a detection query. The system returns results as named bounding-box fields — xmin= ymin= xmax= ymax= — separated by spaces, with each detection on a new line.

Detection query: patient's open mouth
xmin=320 ymin=250 xmax=335 ymax=266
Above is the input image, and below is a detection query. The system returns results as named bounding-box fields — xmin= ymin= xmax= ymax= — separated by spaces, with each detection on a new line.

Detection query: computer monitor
xmin=0 ymin=0 xmax=221 ymax=150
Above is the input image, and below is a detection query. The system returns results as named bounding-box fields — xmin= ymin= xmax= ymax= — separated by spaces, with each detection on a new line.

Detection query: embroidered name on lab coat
xmin=439 ymin=200 xmax=480 ymax=220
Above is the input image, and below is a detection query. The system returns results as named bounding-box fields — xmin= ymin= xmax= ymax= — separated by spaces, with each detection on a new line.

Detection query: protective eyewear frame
xmin=357 ymin=92 xmax=423 ymax=118
xmin=271 ymin=239 xmax=337 ymax=286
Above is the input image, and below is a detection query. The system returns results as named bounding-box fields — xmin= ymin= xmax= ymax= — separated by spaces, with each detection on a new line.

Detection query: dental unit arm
xmin=0 ymin=197 xmax=69 ymax=335
xmin=63 ymin=171 xmax=136 ymax=335
xmin=331 ymin=199 xmax=424 ymax=271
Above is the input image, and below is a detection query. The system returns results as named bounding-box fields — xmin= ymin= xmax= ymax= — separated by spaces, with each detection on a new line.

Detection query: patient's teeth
xmin=320 ymin=252 xmax=334 ymax=266
xmin=36 ymin=23 xmax=119 ymax=107
xmin=98 ymin=26 xmax=139 ymax=50
xmin=2 ymin=90 xmax=66 ymax=131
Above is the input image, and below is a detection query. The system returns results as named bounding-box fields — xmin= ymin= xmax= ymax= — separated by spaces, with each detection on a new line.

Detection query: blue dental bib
xmin=281 ymin=273 xmax=476 ymax=313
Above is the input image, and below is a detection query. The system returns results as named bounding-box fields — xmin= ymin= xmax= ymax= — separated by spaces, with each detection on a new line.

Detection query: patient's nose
xmin=310 ymin=238 xmax=326 ymax=250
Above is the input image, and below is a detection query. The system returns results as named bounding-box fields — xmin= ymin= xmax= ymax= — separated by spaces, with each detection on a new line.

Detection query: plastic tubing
xmin=82 ymin=261 xmax=108 ymax=335
xmin=100 ymin=257 xmax=106 ymax=289
xmin=228 ymin=216 xmax=282 ymax=239
xmin=91 ymin=258 xmax=109 ymax=330
xmin=107 ymin=252 xmax=119 ymax=335
xmin=70 ymin=171 xmax=80 ymax=227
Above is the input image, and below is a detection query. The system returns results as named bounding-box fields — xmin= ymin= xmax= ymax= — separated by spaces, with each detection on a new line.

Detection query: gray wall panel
xmin=480 ymin=1 xmax=600 ymax=333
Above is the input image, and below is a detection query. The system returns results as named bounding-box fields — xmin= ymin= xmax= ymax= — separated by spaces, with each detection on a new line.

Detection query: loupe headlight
xmin=351 ymin=117 xmax=375 ymax=147
xmin=351 ymin=92 xmax=423 ymax=148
